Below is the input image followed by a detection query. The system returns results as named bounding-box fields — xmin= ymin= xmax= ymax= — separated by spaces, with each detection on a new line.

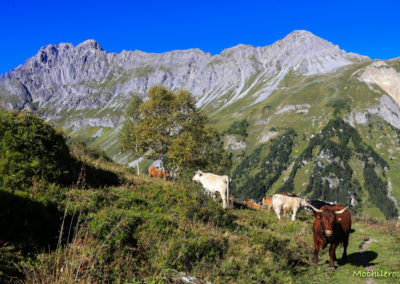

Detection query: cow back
xmin=279 ymin=192 xmax=298 ymax=198
xmin=199 ymin=173 xmax=228 ymax=191
xmin=310 ymin=200 xmax=335 ymax=209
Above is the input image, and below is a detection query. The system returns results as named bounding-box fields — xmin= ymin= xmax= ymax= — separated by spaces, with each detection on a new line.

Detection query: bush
xmin=0 ymin=110 xmax=75 ymax=191
xmin=224 ymin=119 xmax=250 ymax=137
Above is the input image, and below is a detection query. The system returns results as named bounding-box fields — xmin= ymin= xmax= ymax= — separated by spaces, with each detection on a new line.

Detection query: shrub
xmin=0 ymin=110 xmax=75 ymax=191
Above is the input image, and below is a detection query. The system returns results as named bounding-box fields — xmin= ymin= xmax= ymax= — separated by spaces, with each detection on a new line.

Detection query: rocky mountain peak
xmin=76 ymin=39 xmax=103 ymax=51
xmin=0 ymin=30 xmax=371 ymax=126
xmin=283 ymin=30 xmax=320 ymax=40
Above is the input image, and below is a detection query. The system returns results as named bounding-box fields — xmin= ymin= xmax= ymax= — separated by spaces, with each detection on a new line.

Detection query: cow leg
xmin=220 ymin=191 xmax=227 ymax=209
xmin=342 ymin=234 xmax=349 ymax=261
xmin=313 ymin=238 xmax=320 ymax=264
xmin=329 ymin=243 xmax=337 ymax=269
xmin=274 ymin=207 xmax=281 ymax=220
xmin=291 ymin=209 xmax=297 ymax=221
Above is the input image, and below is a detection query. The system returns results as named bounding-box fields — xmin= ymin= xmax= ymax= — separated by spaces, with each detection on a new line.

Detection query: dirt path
xmin=359 ymin=236 xmax=377 ymax=284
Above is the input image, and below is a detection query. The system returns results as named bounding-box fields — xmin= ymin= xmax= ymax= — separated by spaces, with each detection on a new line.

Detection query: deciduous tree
xmin=121 ymin=86 xmax=230 ymax=179
xmin=118 ymin=94 xmax=143 ymax=174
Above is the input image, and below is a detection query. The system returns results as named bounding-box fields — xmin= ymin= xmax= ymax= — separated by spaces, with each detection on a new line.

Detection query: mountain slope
xmin=2 ymin=30 xmax=400 ymax=219
xmin=1 ymin=114 xmax=398 ymax=282
xmin=224 ymin=59 xmax=400 ymax=219
xmin=0 ymin=30 xmax=369 ymax=162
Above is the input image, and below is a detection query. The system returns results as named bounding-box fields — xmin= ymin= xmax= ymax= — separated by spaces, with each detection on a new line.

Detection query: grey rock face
xmin=368 ymin=95 xmax=400 ymax=128
xmin=225 ymin=135 xmax=246 ymax=150
xmin=346 ymin=95 xmax=400 ymax=129
xmin=275 ymin=104 xmax=311 ymax=115
xmin=0 ymin=30 xmax=369 ymax=130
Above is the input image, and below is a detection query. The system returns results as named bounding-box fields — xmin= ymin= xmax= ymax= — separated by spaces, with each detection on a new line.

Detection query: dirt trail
xmin=359 ymin=236 xmax=377 ymax=284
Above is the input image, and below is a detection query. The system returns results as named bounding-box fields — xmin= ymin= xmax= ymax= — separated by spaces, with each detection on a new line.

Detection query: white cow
xmin=192 ymin=170 xmax=230 ymax=209
xmin=272 ymin=194 xmax=308 ymax=221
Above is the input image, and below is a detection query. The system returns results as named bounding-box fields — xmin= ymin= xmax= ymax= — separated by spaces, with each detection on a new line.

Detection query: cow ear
xmin=314 ymin=212 xmax=321 ymax=219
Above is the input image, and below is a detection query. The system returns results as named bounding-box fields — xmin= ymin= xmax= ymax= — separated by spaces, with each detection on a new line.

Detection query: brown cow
xmin=308 ymin=204 xmax=351 ymax=269
xmin=396 ymin=216 xmax=400 ymax=228
xmin=148 ymin=166 xmax=169 ymax=179
xmin=245 ymin=199 xmax=263 ymax=210
xmin=262 ymin=197 xmax=273 ymax=211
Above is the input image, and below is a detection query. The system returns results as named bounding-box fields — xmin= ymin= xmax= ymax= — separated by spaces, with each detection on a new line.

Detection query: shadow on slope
xmin=338 ymin=251 xmax=378 ymax=267
xmin=0 ymin=190 xmax=74 ymax=250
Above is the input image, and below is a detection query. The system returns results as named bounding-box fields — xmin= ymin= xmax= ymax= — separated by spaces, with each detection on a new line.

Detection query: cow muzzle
xmin=325 ymin=230 xmax=333 ymax=236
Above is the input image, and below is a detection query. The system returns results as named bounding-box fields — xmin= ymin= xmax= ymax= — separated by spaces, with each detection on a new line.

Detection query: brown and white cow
xmin=261 ymin=197 xmax=273 ymax=211
xmin=245 ymin=199 xmax=263 ymax=210
xmin=308 ymin=204 xmax=351 ymax=269
xmin=272 ymin=194 xmax=308 ymax=221
xmin=192 ymin=170 xmax=230 ymax=209
xmin=148 ymin=166 xmax=169 ymax=179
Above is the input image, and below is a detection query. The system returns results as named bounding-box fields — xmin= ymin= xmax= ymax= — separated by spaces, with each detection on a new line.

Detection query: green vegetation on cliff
xmin=280 ymin=118 xmax=398 ymax=219
xmin=231 ymin=129 xmax=296 ymax=201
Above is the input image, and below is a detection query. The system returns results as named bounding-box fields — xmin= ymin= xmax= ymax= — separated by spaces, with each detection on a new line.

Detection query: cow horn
xmin=307 ymin=204 xmax=323 ymax=213
xmin=335 ymin=207 xmax=349 ymax=214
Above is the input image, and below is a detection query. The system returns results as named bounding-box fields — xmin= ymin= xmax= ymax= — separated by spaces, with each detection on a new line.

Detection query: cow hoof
xmin=329 ymin=266 xmax=336 ymax=270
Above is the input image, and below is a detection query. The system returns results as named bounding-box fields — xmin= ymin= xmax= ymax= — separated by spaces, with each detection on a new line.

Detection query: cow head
xmin=192 ymin=170 xmax=203 ymax=182
xmin=308 ymin=205 xmax=348 ymax=237
xmin=300 ymin=198 xmax=309 ymax=208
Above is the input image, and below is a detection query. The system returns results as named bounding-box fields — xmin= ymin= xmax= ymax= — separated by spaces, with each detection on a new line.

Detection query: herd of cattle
xmin=148 ymin=167 xmax=398 ymax=269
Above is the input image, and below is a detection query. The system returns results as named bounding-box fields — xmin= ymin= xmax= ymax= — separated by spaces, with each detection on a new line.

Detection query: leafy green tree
xmin=118 ymin=94 xmax=143 ymax=174
xmin=121 ymin=86 xmax=230 ymax=179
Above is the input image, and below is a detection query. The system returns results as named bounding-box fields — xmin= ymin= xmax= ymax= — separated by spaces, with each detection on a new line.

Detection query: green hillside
xmin=215 ymin=62 xmax=400 ymax=220
xmin=46 ymin=60 xmax=400 ymax=221
xmin=1 ymin=110 xmax=399 ymax=283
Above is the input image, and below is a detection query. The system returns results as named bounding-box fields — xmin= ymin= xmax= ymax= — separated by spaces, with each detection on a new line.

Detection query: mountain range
xmin=1 ymin=30 xmax=400 ymax=219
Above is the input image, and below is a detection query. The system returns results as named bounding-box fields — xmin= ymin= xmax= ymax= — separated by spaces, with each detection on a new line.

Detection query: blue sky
xmin=1 ymin=0 xmax=399 ymax=74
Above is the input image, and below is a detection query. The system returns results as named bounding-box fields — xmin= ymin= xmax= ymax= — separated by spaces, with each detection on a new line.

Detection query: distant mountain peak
xmin=285 ymin=29 xmax=317 ymax=38
xmin=0 ymin=30 xmax=371 ymax=121
xmin=77 ymin=39 xmax=103 ymax=51
xmin=276 ymin=30 xmax=333 ymax=49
